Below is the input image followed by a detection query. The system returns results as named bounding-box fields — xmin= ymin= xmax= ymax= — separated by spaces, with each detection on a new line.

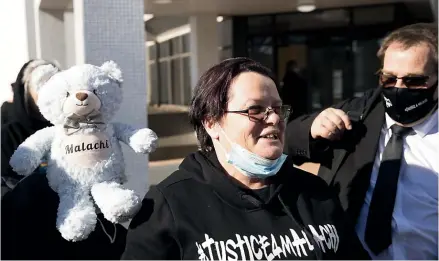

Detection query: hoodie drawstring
xmin=278 ymin=194 xmax=323 ymax=260
xmin=97 ymin=217 xmax=117 ymax=244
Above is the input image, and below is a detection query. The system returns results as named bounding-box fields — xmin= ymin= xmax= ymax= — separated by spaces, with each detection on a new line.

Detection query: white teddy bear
xmin=9 ymin=61 xmax=158 ymax=242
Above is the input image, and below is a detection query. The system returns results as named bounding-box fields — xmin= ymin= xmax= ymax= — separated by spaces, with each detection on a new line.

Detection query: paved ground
xmin=147 ymin=158 xmax=183 ymax=188
xmin=122 ymin=159 xmax=182 ymax=228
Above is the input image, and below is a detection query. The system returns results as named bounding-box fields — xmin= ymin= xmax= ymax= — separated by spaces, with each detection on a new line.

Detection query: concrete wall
xmin=189 ymin=15 xmax=220 ymax=89
xmin=74 ymin=0 xmax=150 ymax=196
xmin=64 ymin=10 xmax=76 ymax=68
xmin=0 ymin=0 xmax=33 ymax=105
xmin=39 ymin=9 xmax=66 ymax=68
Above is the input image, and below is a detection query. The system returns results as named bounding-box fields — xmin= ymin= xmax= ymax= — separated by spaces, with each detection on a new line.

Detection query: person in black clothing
xmin=1 ymin=174 xmax=128 ymax=260
xmin=122 ymin=58 xmax=369 ymax=260
xmin=1 ymin=89 xmax=14 ymax=125
xmin=281 ymin=60 xmax=309 ymax=120
xmin=284 ymin=23 xmax=438 ymax=259
xmin=1 ymin=61 xmax=129 ymax=260
xmin=1 ymin=59 xmax=59 ymax=196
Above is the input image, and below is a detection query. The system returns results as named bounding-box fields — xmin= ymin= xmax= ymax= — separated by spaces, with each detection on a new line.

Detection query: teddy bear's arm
xmin=9 ymin=126 xmax=56 ymax=176
xmin=112 ymin=123 xmax=158 ymax=154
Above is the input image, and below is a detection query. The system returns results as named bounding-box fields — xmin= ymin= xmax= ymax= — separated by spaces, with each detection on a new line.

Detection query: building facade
xmin=1 ymin=0 xmax=437 ymax=164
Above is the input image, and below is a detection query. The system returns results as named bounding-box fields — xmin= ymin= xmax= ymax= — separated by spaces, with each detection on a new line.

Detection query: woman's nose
xmin=265 ymin=110 xmax=281 ymax=125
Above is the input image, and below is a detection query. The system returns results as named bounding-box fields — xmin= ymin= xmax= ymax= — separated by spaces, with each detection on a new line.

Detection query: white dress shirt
xmin=356 ymin=110 xmax=438 ymax=260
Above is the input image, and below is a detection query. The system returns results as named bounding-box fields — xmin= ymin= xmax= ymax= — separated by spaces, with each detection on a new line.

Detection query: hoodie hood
xmin=122 ymin=150 xmax=371 ymax=260
xmin=5 ymin=59 xmax=56 ymax=128
xmin=178 ymin=151 xmax=293 ymax=211
xmin=1 ymin=60 xmax=57 ymax=181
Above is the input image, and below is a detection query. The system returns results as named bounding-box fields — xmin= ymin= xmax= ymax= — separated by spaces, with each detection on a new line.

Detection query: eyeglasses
xmin=225 ymin=105 xmax=292 ymax=122
xmin=378 ymin=71 xmax=430 ymax=88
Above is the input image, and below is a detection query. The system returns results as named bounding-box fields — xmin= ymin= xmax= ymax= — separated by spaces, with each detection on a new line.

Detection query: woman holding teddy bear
xmin=122 ymin=58 xmax=369 ymax=260
xmin=1 ymin=60 xmax=131 ymax=260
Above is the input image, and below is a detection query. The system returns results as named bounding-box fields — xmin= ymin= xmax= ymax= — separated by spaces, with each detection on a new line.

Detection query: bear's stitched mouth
xmin=76 ymin=103 xmax=89 ymax=106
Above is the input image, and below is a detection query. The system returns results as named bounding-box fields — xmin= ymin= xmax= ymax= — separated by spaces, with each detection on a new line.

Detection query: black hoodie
xmin=1 ymin=173 xmax=128 ymax=260
xmin=1 ymin=60 xmax=53 ymax=195
xmin=1 ymin=61 xmax=128 ymax=260
xmin=122 ymin=151 xmax=369 ymax=260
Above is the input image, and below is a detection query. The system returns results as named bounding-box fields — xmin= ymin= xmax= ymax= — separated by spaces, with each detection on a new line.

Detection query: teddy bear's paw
xmin=129 ymin=128 xmax=158 ymax=154
xmin=9 ymin=148 xmax=39 ymax=176
xmin=92 ymin=182 xmax=142 ymax=223
xmin=57 ymin=204 xmax=97 ymax=242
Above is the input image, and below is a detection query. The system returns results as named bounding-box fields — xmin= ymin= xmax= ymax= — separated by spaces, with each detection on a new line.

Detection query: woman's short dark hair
xmin=189 ymin=57 xmax=278 ymax=152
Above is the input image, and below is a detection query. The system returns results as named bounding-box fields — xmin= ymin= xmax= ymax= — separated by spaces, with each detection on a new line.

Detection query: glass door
xmin=307 ymin=36 xmax=353 ymax=111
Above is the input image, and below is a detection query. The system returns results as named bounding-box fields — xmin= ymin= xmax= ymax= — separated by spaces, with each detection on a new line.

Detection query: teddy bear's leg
xmin=56 ymin=187 xmax=97 ymax=242
xmin=91 ymin=181 xmax=141 ymax=223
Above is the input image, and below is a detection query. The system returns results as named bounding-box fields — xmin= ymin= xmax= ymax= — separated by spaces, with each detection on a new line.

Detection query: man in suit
xmin=285 ymin=22 xmax=438 ymax=259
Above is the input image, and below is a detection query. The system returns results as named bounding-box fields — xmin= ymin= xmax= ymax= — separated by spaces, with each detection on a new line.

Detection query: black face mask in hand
xmin=381 ymin=82 xmax=438 ymax=125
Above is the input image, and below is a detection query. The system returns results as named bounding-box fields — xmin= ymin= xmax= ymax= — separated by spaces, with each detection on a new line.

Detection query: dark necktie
xmin=365 ymin=124 xmax=413 ymax=255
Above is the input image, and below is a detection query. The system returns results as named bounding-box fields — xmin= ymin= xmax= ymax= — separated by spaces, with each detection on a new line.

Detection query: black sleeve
xmin=1 ymin=102 xmax=12 ymax=125
xmin=284 ymin=92 xmax=371 ymax=163
xmin=1 ymin=189 xmax=20 ymax=259
xmin=284 ymin=111 xmax=321 ymax=161
xmin=1 ymin=177 xmax=35 ymax=260
xmin=1 ymin=123 xmax=29 ymax=183
xmin=122 ymin=186 xmax=181 ymax=260
xmin=1 ymin=125 xmax=15 ymax=178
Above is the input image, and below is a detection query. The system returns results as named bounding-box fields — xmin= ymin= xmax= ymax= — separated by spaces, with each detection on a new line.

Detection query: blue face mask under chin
xmin=218 ymin=127 xmax=287 ymax=179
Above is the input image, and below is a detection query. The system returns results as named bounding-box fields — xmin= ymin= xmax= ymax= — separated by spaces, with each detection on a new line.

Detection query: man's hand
xmin=310 ymin=108 xmax=352 ymax=141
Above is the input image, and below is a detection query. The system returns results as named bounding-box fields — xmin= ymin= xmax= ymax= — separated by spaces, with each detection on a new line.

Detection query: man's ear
xmin=203 ymin=118 xmax=219 ymax=140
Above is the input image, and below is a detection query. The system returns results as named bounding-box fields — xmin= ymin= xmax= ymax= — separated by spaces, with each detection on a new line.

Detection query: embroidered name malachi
xmin=65 ymin=140 xmax=110 ymax=154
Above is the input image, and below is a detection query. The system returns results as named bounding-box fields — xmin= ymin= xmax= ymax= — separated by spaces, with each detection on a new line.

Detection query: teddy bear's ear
xmin=31 ymin=64 xmax=60 ymax=94
xmin=100 ymin=60 xmax=123 ymax=84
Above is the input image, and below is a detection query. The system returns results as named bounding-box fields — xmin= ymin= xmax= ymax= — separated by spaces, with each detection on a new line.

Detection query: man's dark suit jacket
xmin=285 ymin=87 xmax=385 ymax=224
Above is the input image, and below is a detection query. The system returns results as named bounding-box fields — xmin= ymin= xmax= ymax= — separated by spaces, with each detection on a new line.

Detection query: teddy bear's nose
xmin=75 ymin=93 xmax=88 ymax=101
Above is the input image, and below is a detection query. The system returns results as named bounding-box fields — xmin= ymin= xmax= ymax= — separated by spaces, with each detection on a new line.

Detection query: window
xmin=147 ymin=18 xmax=234 ymax=106
xmin=147 ymin=34 xmax=191 ymax=106
xmin=182 ymin=57 xmax=192 ymax=105
xmin=353 ymin=39 xmax=381 ymax=95
xmin=149 ymin=62 xmax=159 ymax=104
xmin=171 ymin=59 xmax=182 ymax=104
xmin=149 ymin=44 xmax=157 ymax=59
xmin=159 ymin=61 xmax=170 ymax=104
xmin=182 ymin=34 xmax=190 ymax=53
xmin=248 ymin=45 xmax=274 ymax=70
xmin=248 ymin=16 xmax=273 ymax=34
xmin=159 ymin=41 xmax=170 ymax=57
xmin=247 ymin=36 xmax=274 ymax=70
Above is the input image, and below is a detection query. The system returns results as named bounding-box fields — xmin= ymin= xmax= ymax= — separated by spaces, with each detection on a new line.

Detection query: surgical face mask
xmin=217 ymin=126 xmax=287 ymax=179
xmin=381 ymin=82 xmax=438 ymax=125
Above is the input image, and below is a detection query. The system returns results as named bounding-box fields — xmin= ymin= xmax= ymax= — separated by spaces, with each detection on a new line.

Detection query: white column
xmin=189 ymin=15 xmax=219 ymax=89
xmin=0 ymin=0 xmax=33 ymax=104
xmin=73 ymin=0 xmax=149 ymax=197
xmin=64 ymin=9 xmax=76 ymax=68
xmin=34 ymin=0 xmax=42 ymax=59
xmin=38 ymin=9 xmax=66 ymax=68
xmin=430 ymin=0 xmax=437 ymax=21
xmin=25 ymin=0 xmax=38 ymax=59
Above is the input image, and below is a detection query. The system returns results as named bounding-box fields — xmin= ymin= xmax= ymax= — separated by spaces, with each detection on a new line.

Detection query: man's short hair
xmin=377 ymin=23 xmax=438 ymax=72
